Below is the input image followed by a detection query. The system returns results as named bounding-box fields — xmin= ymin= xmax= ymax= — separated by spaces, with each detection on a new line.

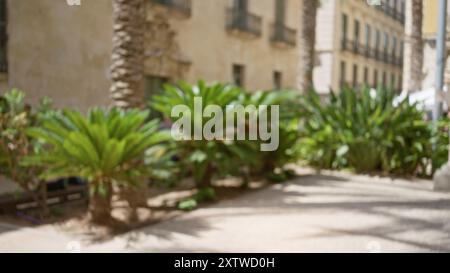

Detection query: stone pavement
xmin=1 ymin=170 xmax=450 ymax=253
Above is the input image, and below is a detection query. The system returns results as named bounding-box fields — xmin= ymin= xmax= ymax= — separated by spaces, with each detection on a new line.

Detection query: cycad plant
xmin=27 ymin=107 xmax=170 ymax=224
xmin=239 ymin=90 xmax=301 ymax=179
xmin=0 ymin=90 xmax=54 ymax=217
xmin=299 ymin=86 xmax=431 ymax=175
xmin=152 ymin=81 xmax=257 ymax=187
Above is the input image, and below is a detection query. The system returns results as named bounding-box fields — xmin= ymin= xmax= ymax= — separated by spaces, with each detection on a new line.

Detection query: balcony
xmin=341 ymin=38 xmax=353 ymax=51
xmin=271 ymin=23 xmax=296 ymax=47
xmin=341 ymin=39 xmax=364 ymax=55
xmin=394 ymin=10 xmax=405 ymax=24
xmin=226 ymin=8 xmax=262 ymax=37
xmin=373 ymin=3 xmax=405 ymax=25
xmin=341 ymin=40 xmax=402 ymax=67
xmin=150 ymin=0 xmax=192 ymax=17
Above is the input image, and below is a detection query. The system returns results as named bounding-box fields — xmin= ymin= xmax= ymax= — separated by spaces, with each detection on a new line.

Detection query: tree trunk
xmin=198 ymin=163 xmax=214 ymax=188
xmin=297 ymin=0 xmax=318 ymax=92
xmin=403 ymin=0 xmax=423 ymax=92
xmin=110 ymin=0 xmax=146 ymax=109
xmin=89 ymin=184 xmax=113 ymax=224
xmin=37 ymin=181 xmax=49 ymax=218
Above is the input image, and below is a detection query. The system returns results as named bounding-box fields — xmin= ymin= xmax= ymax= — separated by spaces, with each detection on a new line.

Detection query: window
xmin=234 ymin=0 xmax=248 ymax=11
xmin=342 ymin=14 xmax=348 ymax=42
xmin=375 ymin=29 xmax=380 ymax=57
xmin=144 ymin=75 xmax=168 ymax=119
xmin=382 ymin=71 xmax=387 ymax=87
xmin=364 ymin=67 xmax=369 ymax=84
xmin=0 ymin=0 xmax=7 ymax=73
xmin=275 ymin=0 xmax=286 ymax=24
xmin=373 ymin=69 xmax=378 ymax=87
xmin=383 ymin=32 xmax=389 ymax=59
xmin=144 ymin=75 xmax=168 ymax=99
xmin=273 ymin=71 xmax=282 ymax=90
xmin=391 ymin=73 xmax=396 ymax=88
xmin=233 ymin=64 xmax=245 ymax=87
xmin=340 ymin=61 xmax=346 ymax=87
xmin=354 ymin=19 xmax=360 ymax=51
xmin=352 ymin=64 xmax=358 ymax=88
xmin=365 ymin=24 xmax=371 ymax=53
xmin=400 ymin=41 xmax=404 ymax=58
xmin=392 ymin=36 xmax=397 ymax=57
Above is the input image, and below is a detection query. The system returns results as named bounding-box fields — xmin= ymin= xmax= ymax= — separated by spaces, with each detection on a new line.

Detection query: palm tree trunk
xmin=89 ymin=183 xmax=114 ymax=224
xmin=110 ymin=0 xmax=146 ymax=109
xmin=297 ymin=0 xmax=318 ymax=92
xmin=403 ymin=0 xmax=423 ymax=92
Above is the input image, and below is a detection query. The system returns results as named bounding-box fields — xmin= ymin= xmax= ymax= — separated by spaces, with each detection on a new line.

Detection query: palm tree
xmin=297 ymin=0 xmax=318 ymax=92
xmin=110 ymin=0 xmax=146 ymax=109
xmin=403 ymin=0 xmax=423 ymax=92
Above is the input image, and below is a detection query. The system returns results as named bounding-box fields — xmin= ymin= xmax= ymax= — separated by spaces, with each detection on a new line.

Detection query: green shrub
xmin=177 ymin=187 xmax=216 ymax=211
xmin=299 ymin=86 xmax=432 ymax=175
xmin=0 ymin=89 xmax=54 ymax=216
xmin=26 ymin=107 xmax=171 ymax=224
xmin=239 ymin=90 xmax=301 ymax=178
xmin=152 ymin=81 xmax=301 ymax=186
xmin=432 ymin=118 xmax=450 ymax=173
xmin=152 ymin=81 xmax=256 ymax=187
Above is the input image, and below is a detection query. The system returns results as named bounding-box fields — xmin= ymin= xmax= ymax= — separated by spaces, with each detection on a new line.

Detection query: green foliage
xmin=152 ymin=81 xmax=301 ymax=186
xmin=152 ymin=80 xmax=255 ymax=186
xmin=431 ymin=118 xmax=450 ymax=173
xmin=299 ymin=87 xmax=433 ymax=175
xmin=177 ymin=187 xmax=216 ymax=211
xmin=178 ymin=198 xmax=198 ymax=211
xmin=0 ymin=89 xmax=54 ymax=215
xmin=239 ymin=90 xmax=301 ymax=175
xmin=26 ymin=107 xmax=171 ymax=196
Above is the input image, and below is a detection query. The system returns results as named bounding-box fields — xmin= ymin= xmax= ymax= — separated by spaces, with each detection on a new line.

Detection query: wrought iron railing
xmin=373 ymin=2 xmax=404 ymax=24
xmin=226 ymin=8 xmax=262 ymax=36
xmin=271 ymin=23 xmax=296 ymax=46
xmin=151 ymin=0 xmax=192 ymax=16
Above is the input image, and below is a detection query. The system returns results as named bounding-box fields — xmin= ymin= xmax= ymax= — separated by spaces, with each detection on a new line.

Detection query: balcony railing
xmin=373 ymin=3 xmax=405 ymax=25
xmin=271 ymin=23 xmax=296 ymax=46
xmin=341 ymin=39 xmax=402 ymax=67
xmin=394 ymin=10 xmax=405 ymax=24
xmin=341 ymin=39 xmax=364 ymax=55
xmin=226 ymin=8 xmax=262 ymax=37
xmin=150 ymin=0 xmax=192 ymax=16
xmin=341 ymin=38 xmax=353 ymax=51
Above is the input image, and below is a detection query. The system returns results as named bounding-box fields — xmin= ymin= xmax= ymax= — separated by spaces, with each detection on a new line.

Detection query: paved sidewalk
xmin=1 ymin=170 xmax=450 ymax=252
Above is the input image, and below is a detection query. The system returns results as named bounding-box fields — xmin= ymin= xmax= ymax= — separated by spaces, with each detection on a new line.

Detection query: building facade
xmin=314 ymin=0 xmax=405 ymax=94
xmin=0 ymin=0 xmax=301 ymax=110
xmin=421 ymin=0 xmax=450 ymax=91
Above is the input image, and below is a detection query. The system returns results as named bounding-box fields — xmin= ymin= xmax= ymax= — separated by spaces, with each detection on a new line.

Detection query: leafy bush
xmin=299 ymin=87 xmax=432 ymax=176
xmin=432 ymin=118 xmax=450 ymax=173
xmin=27 ymin=107 xmax=170 ymax=224
xmin=178 ymin=187 xmax=216 ymax=211
xmin=152 ymin=81 xmax=301 ymax=186
xmin=152 ymin=81 xmax=255 ymax=187
xmin=0 ymin=90 xmax=54 ymax=216
xmin=239 ymin=90 xmax=301 ymax=179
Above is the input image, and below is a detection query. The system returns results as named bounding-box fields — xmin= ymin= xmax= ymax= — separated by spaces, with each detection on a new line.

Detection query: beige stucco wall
xmin=0 ymin=0 xmax=301 ymax=111
xmin=0 ymin=0 xmax=113 ymax=111
xmin=158 ymin=0 xmax=301 ymax=91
